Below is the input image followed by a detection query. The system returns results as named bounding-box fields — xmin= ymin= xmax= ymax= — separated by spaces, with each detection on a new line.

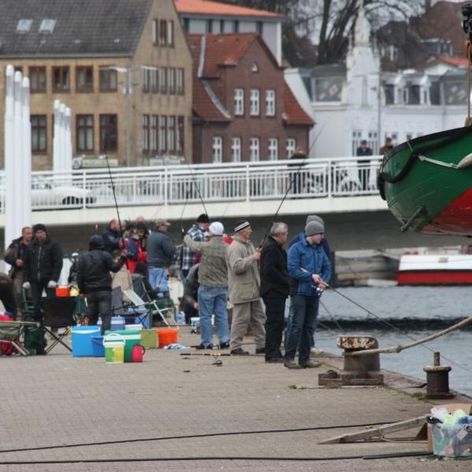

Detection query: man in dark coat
xmin=77 ymin=235 xmax=126 ymax=334
xmin=260 ymin=222 xmax=289 ymax=363
xmin=23 ymin=224 xmax=63 ymax=321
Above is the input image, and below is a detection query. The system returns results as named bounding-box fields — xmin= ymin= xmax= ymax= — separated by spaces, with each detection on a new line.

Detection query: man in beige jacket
xmin=227 ymin=220 xmax=266 ymax=355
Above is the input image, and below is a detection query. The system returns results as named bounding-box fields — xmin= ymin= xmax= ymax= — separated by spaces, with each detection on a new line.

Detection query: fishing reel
xmin=462 ymin=2 xmax=472 ymax=41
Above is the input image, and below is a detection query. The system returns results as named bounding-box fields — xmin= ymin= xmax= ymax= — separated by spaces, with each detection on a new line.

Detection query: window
xmin=265 ymin=89 xmax=275 ymax=116
xmin=76 ymin=115 xmax=94 ymax=152
xmin=167 ymin=116 xmax=176 ymax=152
xmin=207 ymin=19 xmax=213 ymax=33
xmin=151 ymin=115 xmax=158 ymax=153
xmin=17 ymin=19 xmax=32 ymax=33
xmin=231 ymin=137 xmax=241 ymax=162
xmin=142 ymin=115 xmax=150 ymax=153
xmin=234 ymin=88 xmax=244 ymax=116
xmin=249 ymin=137 xmax=260 ymax=161
xmin=52 ymin=66 xmax=70 ymax=92
xmin=351 ymin=130 xmax=362 ymax=155
xmin=99 ymin=114 xmax=118 ymax=152
xmin=176 ymin=68 xmax=184 ymax=95
xmin=76 ymin=66 xmax=93 ymax=92
xmin=152 ymin=19 xmax=158 ymax=44
xmin=268 ymin=138 xmax=278 ymax=160
xmin=99 ymin=68 xmax=117 ymax=91
xmin=159 ymin=20 xmax=167 ymax=46
xmin=143 ymin=69 xmax=151 ymax=93
xmin=177 ymin=116 xmax=184 ymax=154
xmin=31 ymin=115 xmax=47 ymax=153
xmin=158 ymin=115 xmax=167 ymax=152
xmin=286 ymin=138 xmax=296 ymax=158
xmin=29 ymin=67 xmax=46 ymax=93
xmin=234 ymin=20 xmax=239 ymax=33
xmin=167 ymin=20 xmax=174 ymax=47
xmin=250 ymin=89 xmax=260 ymax=116
xmin=151 ymin=68 xmax=159 ymax=93
xmin=168 ymin=68 xmax=175 ymax=95
xmin=160 ymin=67 xmax=167 ymax=94
xmin=384 ymin=84 xmax=394 ymax=104
xmin=409 ymin=85 xmax=420 ymax=105
xmin=39 ymin=19 xmax=56 ymax=33
xmin=212 ymin=136 xmax=223 ymax=163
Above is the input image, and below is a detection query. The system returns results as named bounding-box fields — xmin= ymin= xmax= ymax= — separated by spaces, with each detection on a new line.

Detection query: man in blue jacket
xmin=285 ymin=219 xmax=331 ymax=369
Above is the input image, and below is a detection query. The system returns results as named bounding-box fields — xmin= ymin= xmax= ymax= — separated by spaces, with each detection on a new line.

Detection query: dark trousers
xmin=263 ymin=293 xmax=286 ymax=360
xmin=30 ymin=280 xmax=54 ymax=321
xmin=86 ymin=290 xmax=112 ymax=334
xmin=285 ymin=295 xmax=319 ymax=366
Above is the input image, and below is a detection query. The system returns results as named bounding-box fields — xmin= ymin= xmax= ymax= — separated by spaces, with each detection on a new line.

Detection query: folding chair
xmin=123 ymin=288 xmax=175 ymax=326
xmin=42 ymin=297 xmax=77 ymax=353
xmin=0 ymin=320 xmax=36 ymax=356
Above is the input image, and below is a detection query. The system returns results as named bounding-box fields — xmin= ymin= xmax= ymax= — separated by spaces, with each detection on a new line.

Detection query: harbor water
xmin=314 ymin=286 xmax=472 ymax=397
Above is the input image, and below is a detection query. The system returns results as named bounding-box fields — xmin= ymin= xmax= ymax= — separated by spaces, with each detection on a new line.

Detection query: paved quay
xmin=1 ymin=326 xmax=471 ymax=472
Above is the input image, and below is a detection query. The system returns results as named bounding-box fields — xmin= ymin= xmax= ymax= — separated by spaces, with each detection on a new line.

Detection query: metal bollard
xmin=423 ymin=352 xmax=454 ymax=399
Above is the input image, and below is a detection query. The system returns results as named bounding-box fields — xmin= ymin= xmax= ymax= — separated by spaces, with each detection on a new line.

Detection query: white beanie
xmin=209 ymin=221 xmax=224 ymax=236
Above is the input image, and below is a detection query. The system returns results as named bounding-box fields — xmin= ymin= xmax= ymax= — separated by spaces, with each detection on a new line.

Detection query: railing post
xmin=327 ymin=159 xmax=332 ymax=197
xmin=246 ymin=163 xmax=250 ymax=202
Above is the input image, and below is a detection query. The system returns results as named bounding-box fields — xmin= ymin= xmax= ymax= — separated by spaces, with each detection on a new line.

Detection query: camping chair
xmin=0 ymin=320 xmax=36 ymax=356
xmin=123 ymin=288 xmax=175 ymax=326
xmin=21 ymin=287 xmax=35 ymax=319
xmin=42 ymin=297 xmax=77 ymax=353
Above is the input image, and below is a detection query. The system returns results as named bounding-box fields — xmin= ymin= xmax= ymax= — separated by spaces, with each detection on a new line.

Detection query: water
xmin=313 ymin=286 xmax=472 ymax=397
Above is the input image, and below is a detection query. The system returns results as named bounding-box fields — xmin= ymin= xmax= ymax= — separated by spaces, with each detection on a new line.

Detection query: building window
xmin=268 ymin=138 xmax=278 ymax=160
xmin=168 ymin=68 xmax=175 ymax=95
xmin=99 ymin=114 xmax=118 ymax=152
xmin=351 ymin=130 xmax=362 ymax=155
xmin=249 ymin=89 xmax=260 ymax=116
xmin=207 ymin=19 xmax=213 ymax=33
xmin=142 ymin=115 xmax=150 ymax=153
xmin=176 ymin=68 xmax=184 ymax=95
xmin=159 ymin=115 xmax=167 ymax=152
xmin=52 ymin=66 xmax=70 ymax=92
xmin=29 ymin=67 xmax=46 ymax=93
xmin=159 ymin=20 xmax=167 ymax=46
xmin=183 ymin=18 xmax=190 ymax=32
xmin=99 ymin=68 xmax=117 ymax=91
xmin=152 ymin=19 xmax=158 ymax=44
xmin=160 ymin=67 xmax=167 ymax=94
xmin=151 ymin=115 xmax=158 ymax=153
xmin=167 ymin=20 xmax=174 ymax=46
xmin=76 ymin=114 xmax=94 ymax=152
xmin=31 ymin=115 xmax=47 ymax=153
xmin=265 ymin=89 xmax=276 ymax=116
xmin=212 ymin=136 xmax=223 ymax=163
xmin=384 ymin=84 xmax=394 ymax=104
xmin=151 ymin=68 xmax=159 ymax=93
xmin=167 ymin=116 xmax=176 ymax=152
xmin=143 ymin=68 xmax=151 ymax=93
xmin=249 ymin=137 xmax=260 ymax=161
xmin=231 ymin=137 xmax=241 ymax=162
xmin=177 ymin=116 xmax=184 ymax=154
xmin=286 ymin=138 xmax=296 ymax=158
xmin=234 ymin=20 xmax=239 ymax=32
xmin=409 ymin=85 xmax=420 ymax=105
xmin=76 ymin=66 xmax=93 ymax=93
xmin=234 ymin=88 xmax=244 ymax=116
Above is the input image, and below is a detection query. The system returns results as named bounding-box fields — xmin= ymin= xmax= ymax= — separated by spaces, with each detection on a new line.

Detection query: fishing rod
xmin=105 ymin=154 xmax=125 ymax=245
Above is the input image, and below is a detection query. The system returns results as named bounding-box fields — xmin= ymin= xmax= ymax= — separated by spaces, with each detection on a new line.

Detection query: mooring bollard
xmin=423 ymin=352 xmax=454 ymax=399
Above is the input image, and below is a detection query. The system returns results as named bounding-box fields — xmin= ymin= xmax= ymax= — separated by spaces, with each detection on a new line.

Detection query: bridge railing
xmin=0 ymin=156 xmax=382 ymax=211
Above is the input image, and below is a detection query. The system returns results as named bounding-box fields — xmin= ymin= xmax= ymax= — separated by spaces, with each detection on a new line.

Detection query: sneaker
xmin=255 ymin=347 xmax=265 ymax=354
xmin=301 ymin=360 xmax=321 ymax=369
xmin=284 ymin=360 xmax=302 ymax=369
xmin=310 ymin=348 xmax=324 ymax=355
xmin=197 ymin=343 xmax=213 ymax=350
xmin=230 ymin=348 xmax=250 ymax=356
xmin=265 ymin=357 xmax=285 ymax=364
xmin=219 ymin=341 xmax=230 ymax=349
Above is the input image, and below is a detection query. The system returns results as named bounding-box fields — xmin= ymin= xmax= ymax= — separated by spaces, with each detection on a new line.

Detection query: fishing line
xmin=105 ymin=154 xmax=125 ymax=244
xmin=329 ymin=286 xmax=472 ymax=373
xmin=320 ymin=299 xmax=342 ymax=330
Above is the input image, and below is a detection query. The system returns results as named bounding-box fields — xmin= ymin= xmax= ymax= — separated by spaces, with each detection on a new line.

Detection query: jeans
xmin=197 ymin=285 xmax=230 ymax=347
xmin=86 ymin=290 xmax=112 ymax=334
xmin=285 ymin=295 xmax=319 ymax=366
xmin=148 ymin=267 xmax=169 ymax=295
xmin=263 ymin=292 xmax=286 ymax=360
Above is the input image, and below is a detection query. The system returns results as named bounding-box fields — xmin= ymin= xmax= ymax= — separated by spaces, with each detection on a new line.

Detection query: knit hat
xmin=209 ymin=222 xmax=224 ymax=236
xmin=196 ymin=213 xmax=210 ymax=223
xmin=305 ymin=220 xmax=324 ymax=236
xmin=306 ymin=215 xmax=324 ymax=225
xmin=32 ymin=223 xmax=47 ymax=233
xmin=89 ymin=234 xmax=104 ymax=249
xmin=156 ymin=219 xmax=171 ymax=227
xmin=233 ymin=220 xmax=251 ymax=233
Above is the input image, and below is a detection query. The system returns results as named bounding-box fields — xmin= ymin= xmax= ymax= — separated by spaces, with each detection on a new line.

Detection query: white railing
xmin=0 ymin=156 xmax=382 ymax=212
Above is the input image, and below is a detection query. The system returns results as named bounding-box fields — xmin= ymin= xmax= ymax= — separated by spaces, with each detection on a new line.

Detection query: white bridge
xmin=1 ymin=156 xmax=387 ymax=226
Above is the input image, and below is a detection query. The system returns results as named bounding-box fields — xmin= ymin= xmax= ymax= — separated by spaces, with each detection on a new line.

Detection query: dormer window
xmin=251 ymin=63 xmax=259 ymax=73
xmin=17 ymin=19 xmax=32 ymax=33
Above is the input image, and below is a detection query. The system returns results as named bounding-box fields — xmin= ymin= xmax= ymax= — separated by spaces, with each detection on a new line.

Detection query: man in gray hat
xmin=285 ymin=219 xmax=331 ymax=369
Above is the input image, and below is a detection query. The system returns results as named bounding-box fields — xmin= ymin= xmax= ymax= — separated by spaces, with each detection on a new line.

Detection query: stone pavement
xmin=0 ymin=326 xmax=471 ymax=472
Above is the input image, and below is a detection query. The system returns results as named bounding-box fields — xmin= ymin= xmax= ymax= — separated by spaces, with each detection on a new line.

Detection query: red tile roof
xmin=175 ymin=0 xmax=283 ymax=18
xmin=283 ymin=84 xmax=314 ymax=126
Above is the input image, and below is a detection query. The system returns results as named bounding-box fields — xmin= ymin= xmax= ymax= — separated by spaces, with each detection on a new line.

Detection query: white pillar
xmin=53 ymin=99 xmax=61 ymax=173
xmin=21 ymin=76 xmax=32 ymax=226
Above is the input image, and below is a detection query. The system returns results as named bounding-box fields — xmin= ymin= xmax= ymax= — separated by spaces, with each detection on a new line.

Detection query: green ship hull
xmin=379 ymin=126 xmax=472 ymax=235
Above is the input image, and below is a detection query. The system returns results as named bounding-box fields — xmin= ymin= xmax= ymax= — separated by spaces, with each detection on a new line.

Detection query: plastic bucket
xmin=103 ymin=333 xmax=125 ymax=364
xmin=72 ymin=325 xmax=101 ymax=357
xmin=91 ymin=335 xmax=105 ymax=357
xmin=108 ymin=329 xmax=141 ymax=362
xmin=157 ymin=328 xmax=179 ymax=348
xmin=140 ymin=329 xmax=157 ymax=349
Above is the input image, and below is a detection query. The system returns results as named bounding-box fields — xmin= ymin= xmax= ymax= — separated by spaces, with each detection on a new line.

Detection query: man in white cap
xmin=184 ymin=221 xmax=230 ymax=349
xmin=227 ymin=220 xmax=266 ymax=355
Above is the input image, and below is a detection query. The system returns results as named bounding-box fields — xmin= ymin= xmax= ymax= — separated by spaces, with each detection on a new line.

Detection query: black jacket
xmin=23 ymin=238 xmax=63 ymax=283
xmin=77 ymin=250 xmax=125 ymax=294
xmin=260 ymin=236 xmax=289 ymax=298
xmin=4 ymin=237 xmax=29 ymax=279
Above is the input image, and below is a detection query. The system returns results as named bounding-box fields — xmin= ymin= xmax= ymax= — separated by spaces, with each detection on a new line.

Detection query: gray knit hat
xmin=305 ymin=220 xmax=324 ymax=236
xmin=306 ymin=215 xmax=324 ymax=225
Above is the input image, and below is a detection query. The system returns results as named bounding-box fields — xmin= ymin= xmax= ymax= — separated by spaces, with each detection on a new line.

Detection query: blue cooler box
xmin=98 ymin=316 xmax=125 ymax=331
xmin=72 ymin=325 xmax=101 ymax=357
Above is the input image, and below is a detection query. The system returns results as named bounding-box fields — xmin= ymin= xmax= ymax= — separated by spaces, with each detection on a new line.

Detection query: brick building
xmin=0 ymin=0 xmax=193 ymax=169
xmin=187 ymin=33 xmax=313 ymax=164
